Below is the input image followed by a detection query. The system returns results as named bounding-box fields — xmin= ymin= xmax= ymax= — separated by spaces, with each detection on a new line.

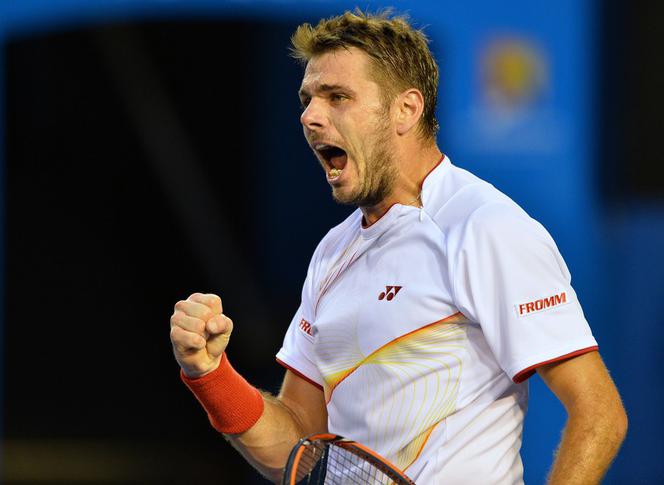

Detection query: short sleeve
xmin=276 ymin=256 xmax=325 ymax=390
xmin=276 ymin=305 xmax=324 ymax=389
xmin=451 ymin=203 xmax=598 ymax=382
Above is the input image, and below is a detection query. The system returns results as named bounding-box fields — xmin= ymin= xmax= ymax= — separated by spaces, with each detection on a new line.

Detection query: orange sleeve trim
xmin=276 ymin=357 xmax=324 ymax=391
xmin=512 ymin=346 xmax=599 ymax=383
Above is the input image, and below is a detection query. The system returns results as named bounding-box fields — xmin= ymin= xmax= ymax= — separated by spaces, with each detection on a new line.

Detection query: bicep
xmin=278 ymin=370 xmax=328 ymax=437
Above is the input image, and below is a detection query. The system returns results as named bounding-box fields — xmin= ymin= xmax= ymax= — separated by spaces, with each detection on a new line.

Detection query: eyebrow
xmin=298 ymin=83 xmax=354 ymax=98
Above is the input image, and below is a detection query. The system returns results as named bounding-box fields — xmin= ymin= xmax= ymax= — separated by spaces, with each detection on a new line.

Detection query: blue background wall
xmin=1 ymin=1 xmax=662 ymax=483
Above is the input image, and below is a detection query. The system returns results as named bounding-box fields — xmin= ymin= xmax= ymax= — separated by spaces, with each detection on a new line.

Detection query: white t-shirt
xmin=276 ymin=157 xmax=597 ymax=484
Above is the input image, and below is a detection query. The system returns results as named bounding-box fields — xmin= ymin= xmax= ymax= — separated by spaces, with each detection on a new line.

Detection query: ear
xmin=395 ymin=88 xmax=424 ymax=136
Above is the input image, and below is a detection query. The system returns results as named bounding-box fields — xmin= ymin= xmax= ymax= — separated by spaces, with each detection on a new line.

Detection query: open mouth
xmin=314 ymin=143 xmax=348 ymax=180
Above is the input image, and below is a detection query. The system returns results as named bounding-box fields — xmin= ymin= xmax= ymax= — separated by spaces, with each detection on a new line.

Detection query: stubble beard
xmin=331 ymin=128 xmax=398 ymax=208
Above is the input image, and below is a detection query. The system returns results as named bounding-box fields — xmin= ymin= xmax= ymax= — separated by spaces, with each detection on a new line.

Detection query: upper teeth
xmin=314 ymin=143 xmax=333 ymax=151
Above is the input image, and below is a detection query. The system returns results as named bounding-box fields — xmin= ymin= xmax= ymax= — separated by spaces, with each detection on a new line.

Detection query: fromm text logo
xmin=517 ymin=292 xmax=568 ymax=317
xmin=299 ymin=318 xmax=313 ymax=336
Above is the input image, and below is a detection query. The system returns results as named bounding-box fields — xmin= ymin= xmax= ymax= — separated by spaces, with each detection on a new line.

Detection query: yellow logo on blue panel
xmin=481 ymin=37 xmax=549 ymax=110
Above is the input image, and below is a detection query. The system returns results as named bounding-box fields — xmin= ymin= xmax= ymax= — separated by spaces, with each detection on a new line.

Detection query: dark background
xmin=2 ymin=1 xmax=664 ymax=484
xmin=3 ymin=19 xmax=348 ymax=484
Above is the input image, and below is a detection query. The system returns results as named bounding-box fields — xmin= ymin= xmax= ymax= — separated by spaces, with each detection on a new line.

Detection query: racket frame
xmin=282 ymin=433 xmax=416 ymax=485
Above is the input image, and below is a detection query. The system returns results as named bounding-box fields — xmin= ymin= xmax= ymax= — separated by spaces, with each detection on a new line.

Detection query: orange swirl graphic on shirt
xmin=322 ymin=312 xmax=467 ymax=402
xmin=320 ymin=312 xmax=469 ymax=470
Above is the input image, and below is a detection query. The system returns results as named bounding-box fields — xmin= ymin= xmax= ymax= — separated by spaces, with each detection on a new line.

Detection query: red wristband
xmin=180 ymin=353 xmax=264 ymax=434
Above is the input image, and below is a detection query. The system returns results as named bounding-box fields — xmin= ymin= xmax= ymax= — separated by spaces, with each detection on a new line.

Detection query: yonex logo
xmin=378 ymin=286 xmax=402 ymax=301
xmin=516 ymin=292 xmax=568 ymax=317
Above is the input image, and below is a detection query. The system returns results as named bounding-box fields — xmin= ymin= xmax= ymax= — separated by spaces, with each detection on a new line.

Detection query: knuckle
xmin=170 ymin=327 xmax=182 ymax=349
xmin=170 ymin=326 xmax=184 ymax=342
xmin=191 ymin=330 xmax=206 ymax=345
xmin=185 ymin=334 xmax=198 ymax=349
xmin=172 ymin=315 xmax=190 ymax=331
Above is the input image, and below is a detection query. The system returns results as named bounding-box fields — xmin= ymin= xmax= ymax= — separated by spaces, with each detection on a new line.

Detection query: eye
xmin=330 ymin=93 xmax=348 ymax=103
xmin=300 ymin=97 xmax=311 ymax=110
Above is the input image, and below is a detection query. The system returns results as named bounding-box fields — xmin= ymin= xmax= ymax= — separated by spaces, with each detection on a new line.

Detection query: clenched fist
xmin=170 ymin=293 xmax=233 ymax=378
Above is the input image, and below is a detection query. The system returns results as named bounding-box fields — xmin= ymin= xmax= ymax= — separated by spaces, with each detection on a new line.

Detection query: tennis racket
xmin=282 ymin=433 xmax=416 ymax=485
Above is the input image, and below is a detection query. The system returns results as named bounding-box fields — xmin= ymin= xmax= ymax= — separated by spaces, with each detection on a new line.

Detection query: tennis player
xmin=170 ymin=10 xmax=627 ymax=484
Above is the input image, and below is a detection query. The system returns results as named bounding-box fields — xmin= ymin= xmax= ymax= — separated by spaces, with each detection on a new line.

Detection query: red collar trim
xmin=360 ymin=154 xmax=446 ymax=229
xmin=419 ymin=154 xmax=446 ymax=193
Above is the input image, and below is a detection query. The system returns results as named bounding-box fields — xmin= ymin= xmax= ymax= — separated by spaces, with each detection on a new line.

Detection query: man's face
xmin=299 ymin=47 xmax=398 ymax=207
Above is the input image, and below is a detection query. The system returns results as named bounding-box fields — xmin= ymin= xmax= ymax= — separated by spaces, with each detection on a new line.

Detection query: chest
xmin=308 ymin=218 xmax=459 ymax=366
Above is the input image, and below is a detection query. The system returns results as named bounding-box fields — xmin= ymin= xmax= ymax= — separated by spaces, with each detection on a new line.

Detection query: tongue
xmin=330 ymin=151 xmax=348 ymax=170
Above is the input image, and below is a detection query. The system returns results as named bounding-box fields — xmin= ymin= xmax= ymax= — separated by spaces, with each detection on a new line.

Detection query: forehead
xmin=300 ymin=47 xmax=376 ymax=92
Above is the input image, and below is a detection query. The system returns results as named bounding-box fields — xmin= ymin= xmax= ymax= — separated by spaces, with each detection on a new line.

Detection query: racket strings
xmin=292 ymin=442 xmax=326 ymax=483
xmin=327 ymin=445 xmax=392 ymax=484
xmin=293 ymin=440 xmax=402 ymax=484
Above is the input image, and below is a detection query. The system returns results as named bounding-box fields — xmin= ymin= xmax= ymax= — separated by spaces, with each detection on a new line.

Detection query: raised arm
xmin=170 ymin=293 xmax=327 ymax=483
xmin=537 ymin=351 xmax=627 ymax=485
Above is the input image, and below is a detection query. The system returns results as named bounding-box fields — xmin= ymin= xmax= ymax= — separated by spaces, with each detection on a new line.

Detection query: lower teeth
xmin=329 ymin=168 xmax=342 ymax=177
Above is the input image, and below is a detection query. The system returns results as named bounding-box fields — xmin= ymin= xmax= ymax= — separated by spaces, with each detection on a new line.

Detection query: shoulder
xmin=426 ymin=161 xmax=530 ymax=236
xmin=424 ymin=161 xmax=558 ymax=265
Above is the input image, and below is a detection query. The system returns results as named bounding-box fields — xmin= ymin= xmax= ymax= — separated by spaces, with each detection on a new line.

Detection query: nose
xmin=300 ymin=97 xmax=325 ymax=131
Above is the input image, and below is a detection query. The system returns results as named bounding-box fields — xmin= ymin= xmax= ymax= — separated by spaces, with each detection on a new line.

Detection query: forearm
xmin=227 ymin=392 xmax=311 ymax=483
xmin=183 ymin=362 xmax=317 ymax=482
xmin=547 ymin=406 xmax=627 ymax=485
xmin=181 ymin=355 xmax=327 ymax=483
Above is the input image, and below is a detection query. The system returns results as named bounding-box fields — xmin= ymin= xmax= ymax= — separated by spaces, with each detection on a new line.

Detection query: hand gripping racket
xmin=282 ymin=433 xmax=416 ymax=485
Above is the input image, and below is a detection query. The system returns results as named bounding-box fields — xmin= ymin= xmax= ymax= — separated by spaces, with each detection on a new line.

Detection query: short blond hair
xmin=291 ymin=9 xmax=440 ymax=140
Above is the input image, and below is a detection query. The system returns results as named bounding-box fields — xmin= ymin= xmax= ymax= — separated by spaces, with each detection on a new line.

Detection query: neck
xmin=361 ymin=143 xmax=443 ymax=227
